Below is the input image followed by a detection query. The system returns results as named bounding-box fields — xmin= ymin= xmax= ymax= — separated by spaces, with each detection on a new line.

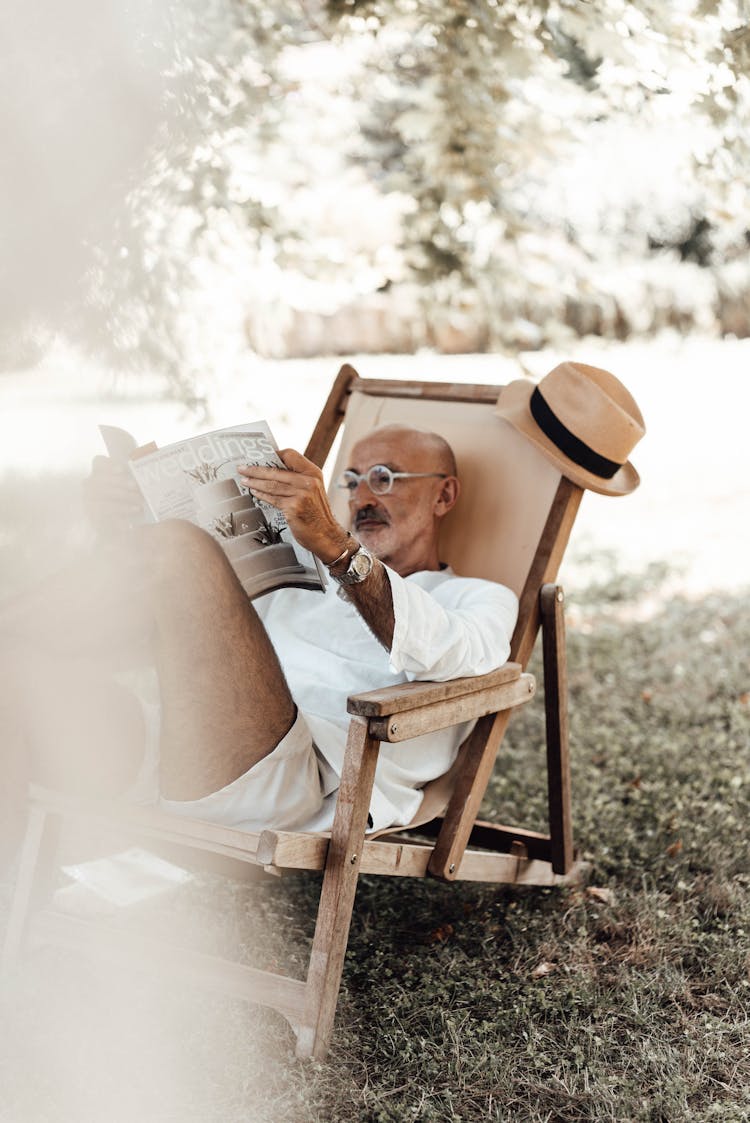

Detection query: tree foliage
xmin=3 ymin=0 xmax=749 ymax=397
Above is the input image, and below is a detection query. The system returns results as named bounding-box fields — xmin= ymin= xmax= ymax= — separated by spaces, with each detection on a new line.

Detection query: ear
xmin=433 ymin=476 xmax=460 ymax=519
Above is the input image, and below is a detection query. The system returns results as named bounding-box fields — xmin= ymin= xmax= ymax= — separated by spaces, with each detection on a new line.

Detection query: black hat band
xmin=530 ymin=387 xmax=622 ymax=480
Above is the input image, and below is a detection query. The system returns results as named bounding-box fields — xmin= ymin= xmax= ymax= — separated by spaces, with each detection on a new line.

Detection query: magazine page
xmin=118 ymin=422 xmax=326 ymax=600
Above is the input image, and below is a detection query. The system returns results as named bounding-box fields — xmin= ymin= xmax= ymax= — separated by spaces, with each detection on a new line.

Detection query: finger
xmin=277 ymin=448 xmax=310 ymax=470
xmin=236 ymin=464 xmax=285 ymax=484
xmin=239 ymin=471 xmax=310 ymax=496
xmin=244 ymin=483 xmax=297 ymax=505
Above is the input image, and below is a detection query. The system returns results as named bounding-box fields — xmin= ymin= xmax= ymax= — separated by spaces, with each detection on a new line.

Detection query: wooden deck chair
xmin=3 ymin=364 xmax=586 ymax=1061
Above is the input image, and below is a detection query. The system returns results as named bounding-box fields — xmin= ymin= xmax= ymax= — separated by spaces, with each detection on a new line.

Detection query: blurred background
xmin=2 ymin=0 xmax=749 ymax=596
xmin=3 ymin=0 xmax=749 ymax=383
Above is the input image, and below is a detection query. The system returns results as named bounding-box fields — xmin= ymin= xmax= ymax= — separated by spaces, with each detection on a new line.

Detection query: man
xmin=3 ymin=422 xmax=517 ymax=850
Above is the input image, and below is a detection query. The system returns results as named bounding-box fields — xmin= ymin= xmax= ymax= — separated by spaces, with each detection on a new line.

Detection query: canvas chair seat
xmin=3 ymin=365 xmax=586 ymax=1060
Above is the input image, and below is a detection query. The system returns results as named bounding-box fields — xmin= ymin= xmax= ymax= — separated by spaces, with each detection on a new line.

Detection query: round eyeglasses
xmin=336 ymin=464 xmax=447 ymax=496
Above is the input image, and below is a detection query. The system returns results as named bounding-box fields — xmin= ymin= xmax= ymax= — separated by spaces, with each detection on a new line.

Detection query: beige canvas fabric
xmin=327 ymin=388 xmax=562 ymax=597
xmin=325 ymin=384 xmax=567 ymax=836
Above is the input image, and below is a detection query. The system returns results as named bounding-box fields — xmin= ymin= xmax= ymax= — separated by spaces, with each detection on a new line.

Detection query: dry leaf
xmin=739 ymin=692 xmax=749 ymax=707
xmin=429 ymin=923 xmax=454 ymax=943
xmin=532 ymin=961 xmax=556 ymax=978
xmin=641 ymin=689 xmax=653 ymax=703
xmin=666 ymin=839 xmax=683 ymax=858
xmin=587 ymin=886 xmax=615 ymax=905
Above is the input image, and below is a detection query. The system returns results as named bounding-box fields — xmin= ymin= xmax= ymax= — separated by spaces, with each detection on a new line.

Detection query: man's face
xmin=345 ymin=427 xmax=454 ymax=576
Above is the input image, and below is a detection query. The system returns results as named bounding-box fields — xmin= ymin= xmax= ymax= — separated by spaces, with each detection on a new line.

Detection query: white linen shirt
xmin=255 ymin=566 xmax=518 ymax=831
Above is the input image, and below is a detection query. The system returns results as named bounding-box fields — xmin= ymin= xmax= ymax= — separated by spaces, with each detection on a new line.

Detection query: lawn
xmin=1 ymin=340 xmax=749 ymax=1121
xmin=2 ymin=549 xmax=748 ymax=1122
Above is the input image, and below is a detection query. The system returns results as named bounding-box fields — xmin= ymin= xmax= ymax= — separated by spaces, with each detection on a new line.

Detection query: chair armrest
xmin=346 ymin=661 xmax=522 ymax=716
xmin=347 ymin=663 xmax=535 ymax=744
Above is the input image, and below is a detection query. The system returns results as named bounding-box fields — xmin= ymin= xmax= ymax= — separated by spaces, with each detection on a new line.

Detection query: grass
xmin=1 ymin=477 xmax=750 ymax=1121
xmin=278 ymin=561 xmax=750 ymax=1122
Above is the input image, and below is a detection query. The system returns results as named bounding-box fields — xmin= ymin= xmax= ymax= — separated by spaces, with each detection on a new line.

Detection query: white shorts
xmin=127 ymin=697 xmax=339 ymax=834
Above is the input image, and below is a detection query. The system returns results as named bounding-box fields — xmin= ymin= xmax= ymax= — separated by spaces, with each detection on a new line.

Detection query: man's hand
xmin=83 ymin=456 xmax=144 ymax=536
xmin=237 ymin=449 xmax=351 ymax=564
xmin=239 ymin=449 xmax=396 ymax=648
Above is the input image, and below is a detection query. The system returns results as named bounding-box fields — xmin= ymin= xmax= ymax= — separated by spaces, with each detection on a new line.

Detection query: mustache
xmin=354 ymin=505 xmax=389 ymax=529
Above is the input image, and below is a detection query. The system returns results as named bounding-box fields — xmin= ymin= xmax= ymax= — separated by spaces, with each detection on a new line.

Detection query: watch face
xmin=352 ymin=550 xmax=372 ymax=577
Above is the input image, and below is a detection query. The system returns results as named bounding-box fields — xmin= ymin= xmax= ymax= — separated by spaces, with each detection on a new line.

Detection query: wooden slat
xmin=296 ymin=717 xmax=381 ymax=1060
xmin=253 ymin=830 xmax=582 ymax=886
xmin=541 ymin=584 xmax=574 ymax=874
xmin=350 ymin=377 xmax=503 ymax=404
xmin=367 ymin=674 xmax=535 ymax=743
xmin=410 ymin=818 xmax=554 ymax=863
xmin=257 ymin=830 xmax=329 ymax=869
xmin=346 ymin=662 xmax=521 ymax=717
xmin=510 ymin=479 xmax=583 ymax=667
xmin=30 ymin=910 xmax=307 ymax=1025
xmin=426 ymin=711 xmax=512 ymax=878
xmin=428 ymin=478 xmax=583 ymax=881
xmin=27 ymin=785 xmax=264 ymax=860
xmin=304 ymin=363 xmax=359 ymax=467
xmin=458 ymin=850 xmax=584 ymax=885
xmin=360 ymin=839 xmax=572 ymax=883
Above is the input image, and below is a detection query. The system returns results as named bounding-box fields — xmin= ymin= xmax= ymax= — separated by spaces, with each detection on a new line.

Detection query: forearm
xmin=337 ymin=556 xmax=395 ymax=650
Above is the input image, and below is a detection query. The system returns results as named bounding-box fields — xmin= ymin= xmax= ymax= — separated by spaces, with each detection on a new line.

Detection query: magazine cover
xmin=99 ymin=422 xmax=326 ymax=599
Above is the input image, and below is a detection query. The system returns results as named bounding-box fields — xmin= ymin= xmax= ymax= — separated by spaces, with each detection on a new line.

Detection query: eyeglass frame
xmin=336 ymin=464 xmax=448 ymax=496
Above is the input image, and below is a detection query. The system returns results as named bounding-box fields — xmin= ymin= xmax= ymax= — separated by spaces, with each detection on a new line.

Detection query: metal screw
xmin=557 ymin=590 xmax=564 ymax=603
xmin=390 ymin=722 xmax=398 ymax=736
xmin=350 ymin=854 xmax=358 ymax=864
xmin=449 ymin=863 xmax=455 ymax=873
xmin=528 ymin=680 xmax=534 ymax=692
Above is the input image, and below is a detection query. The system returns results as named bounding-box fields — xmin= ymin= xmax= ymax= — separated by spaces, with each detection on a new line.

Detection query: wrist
xmin=330 ymin=541 xmax=376 ymax=586
xmin=322 ymin=532 xmax=358 ymax=574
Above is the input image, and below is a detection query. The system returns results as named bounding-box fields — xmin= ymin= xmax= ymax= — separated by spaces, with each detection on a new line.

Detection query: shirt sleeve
xmin=385 ymin=567 xmax=518 ymax=681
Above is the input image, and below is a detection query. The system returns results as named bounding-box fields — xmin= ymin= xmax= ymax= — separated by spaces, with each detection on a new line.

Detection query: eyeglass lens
xmin=366 ymin=466 xmax=393 ymax=493
xmin=340 ymin=465 xmax=394 ymax=494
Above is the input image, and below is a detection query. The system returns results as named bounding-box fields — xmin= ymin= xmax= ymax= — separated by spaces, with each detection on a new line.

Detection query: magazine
xmin=99 ymin=422 xmax=327 ymax=600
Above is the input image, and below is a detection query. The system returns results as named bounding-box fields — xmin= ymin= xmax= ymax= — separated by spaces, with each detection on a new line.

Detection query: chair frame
xmin=3 ymin=365 xmax=585 ymax=1060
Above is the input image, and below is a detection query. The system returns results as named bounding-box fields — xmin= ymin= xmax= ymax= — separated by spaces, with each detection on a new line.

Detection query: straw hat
xmin=494 ymin=361 xmax=645 ymax=496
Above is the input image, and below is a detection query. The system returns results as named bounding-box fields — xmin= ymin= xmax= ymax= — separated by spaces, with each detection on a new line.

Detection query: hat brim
xmin=495 ymin=379 xmax=640 ymax=497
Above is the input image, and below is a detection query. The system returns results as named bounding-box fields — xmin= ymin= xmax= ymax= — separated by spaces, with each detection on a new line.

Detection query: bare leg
xmin=145 ymin=520 xmax=295 ymax=800
xmin=1 ymin=520 xmax=296 ymax=803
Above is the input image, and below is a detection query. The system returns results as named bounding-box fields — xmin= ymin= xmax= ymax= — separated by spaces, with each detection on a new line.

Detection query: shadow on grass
xmin=295 ymin=560 xmax=750 ymax=1122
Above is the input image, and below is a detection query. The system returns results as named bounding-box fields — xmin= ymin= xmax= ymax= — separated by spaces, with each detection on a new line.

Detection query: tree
xmin=3 ymin=0 xmax=748 ymax=399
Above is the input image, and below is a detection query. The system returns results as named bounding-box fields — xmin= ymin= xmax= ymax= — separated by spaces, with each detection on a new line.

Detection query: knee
xmin=138 ymin=519 xmax=228 ymax=582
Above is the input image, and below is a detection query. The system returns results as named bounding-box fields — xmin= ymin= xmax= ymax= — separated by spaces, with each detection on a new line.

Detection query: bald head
xmin=359 ymin=423 xmax=458 ymax=478
xmin=345 ymin=423 xmax=461 ymax=575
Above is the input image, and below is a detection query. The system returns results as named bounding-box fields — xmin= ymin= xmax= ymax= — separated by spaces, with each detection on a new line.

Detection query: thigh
xmin=159 ymin=710 xmax=328 ymax=832
xmin=148 ymin=521 xmax=296 ymax=800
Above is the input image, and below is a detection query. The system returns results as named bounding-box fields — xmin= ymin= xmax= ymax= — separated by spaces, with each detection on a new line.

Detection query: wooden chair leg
xmin=2 ymin=802 xmax=62 ymax=971
xmin=296 ymin=717 xmax=380 ymax=1060
xmin=540 ymin=583 xmax=574 ymax=874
